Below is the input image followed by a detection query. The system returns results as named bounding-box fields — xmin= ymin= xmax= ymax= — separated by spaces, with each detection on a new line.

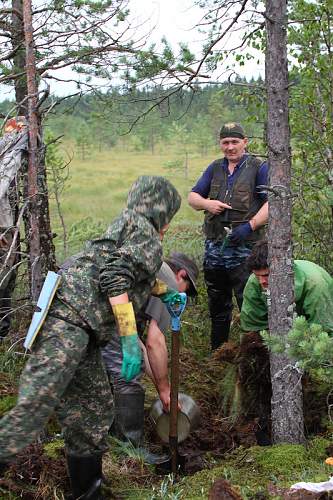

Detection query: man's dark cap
xmin=219 ymin=122 xmax=246 ymax=139
xmin=167 ymin=252 xmax=199 ymax=297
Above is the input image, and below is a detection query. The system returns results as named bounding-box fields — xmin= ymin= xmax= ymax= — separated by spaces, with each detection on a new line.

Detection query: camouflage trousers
xmin=0 ymin=315 xmax=113 ymax=462
xmin=102 ymin=333 xmax=145 ymax=396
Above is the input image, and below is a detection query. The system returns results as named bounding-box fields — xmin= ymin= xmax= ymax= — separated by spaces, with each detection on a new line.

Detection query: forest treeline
xmin=1 ymin=78 xmax=331 ymax=274
xmin=0 ymin=80 xmax=264 ymax=156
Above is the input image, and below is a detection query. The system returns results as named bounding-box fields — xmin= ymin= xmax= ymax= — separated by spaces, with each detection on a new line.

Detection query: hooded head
xmin=127 ymin=176 xmax=181 ymax=231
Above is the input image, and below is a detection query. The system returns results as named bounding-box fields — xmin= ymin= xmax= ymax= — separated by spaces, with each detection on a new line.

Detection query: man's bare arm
xmin=145 ymin=319 xmax=171 ymax=411
xmin=188 ymin=191 xmax=231 ymax=214
xmin=249 ymin=201 xmax=268 ymax=231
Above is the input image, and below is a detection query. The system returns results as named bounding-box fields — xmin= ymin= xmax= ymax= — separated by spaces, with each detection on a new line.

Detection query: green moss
xmin=253 ymin=444 xmax=308 ymax=476
xmin=0 ymin=395 xmax=17 ymax=416
xmin=175 ymin=438 xmax=332 ymax=499
xmin=43 ymin=439 xmax=64 ymax=459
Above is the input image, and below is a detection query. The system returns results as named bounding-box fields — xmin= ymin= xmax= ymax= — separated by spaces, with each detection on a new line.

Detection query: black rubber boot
xmin=0 ymin=462 xmax=8 ymax=478
xmin=113 ymin=392 xmax=144 ymax=445
xmin=210 ymin=320 xmax=230 ymax=351
xmin=203 ymin=268 xmax=233 ymax=351
xmin=67 ymin=454 xmax=104 ymax=499
xmin=113 ymin=392 xmax=169 ymax=465
xmin=255 ymin=418 xmax=272 ymax=446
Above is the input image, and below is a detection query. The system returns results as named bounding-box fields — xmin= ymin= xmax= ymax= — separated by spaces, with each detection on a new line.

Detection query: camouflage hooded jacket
xmin=54 ymin=176 xmax=181 ymax=345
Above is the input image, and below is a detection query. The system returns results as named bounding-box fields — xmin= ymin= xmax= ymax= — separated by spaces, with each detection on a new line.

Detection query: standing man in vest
xmin=188 ymin=123 xmax=268 ymax=350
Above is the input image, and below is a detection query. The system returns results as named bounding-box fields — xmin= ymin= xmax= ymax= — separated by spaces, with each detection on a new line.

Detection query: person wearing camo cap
xmin=188 ymin=122 xmax=269 ymax=351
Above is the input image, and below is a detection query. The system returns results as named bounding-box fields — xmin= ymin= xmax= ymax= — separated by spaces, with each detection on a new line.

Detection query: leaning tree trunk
xmin=36 ymin=136 xmax=56 ymax=276
xmin=265 ymin=0 xmax=305 ymax=444
xmin=10 ymin=0 xmax=26 ymax=277
xmin=12 ymin=0 xmax=27 ymax=116
xmin=22 ymin=0 xmax=56 ymax=301
xmin=23 ymin=0 xmax=42 ymax=301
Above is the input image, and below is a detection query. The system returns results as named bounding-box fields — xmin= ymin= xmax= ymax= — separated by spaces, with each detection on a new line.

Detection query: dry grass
xmin=49 ymin=144 xmax=218 ymax=258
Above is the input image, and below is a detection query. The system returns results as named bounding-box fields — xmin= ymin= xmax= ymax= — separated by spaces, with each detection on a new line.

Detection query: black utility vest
xmin=203 ymin=155 xmax=266 ymax=241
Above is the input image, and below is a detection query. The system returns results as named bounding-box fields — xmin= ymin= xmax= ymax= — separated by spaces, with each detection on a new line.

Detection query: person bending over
xmin=0 ymin=176 xmax=182 ymax=500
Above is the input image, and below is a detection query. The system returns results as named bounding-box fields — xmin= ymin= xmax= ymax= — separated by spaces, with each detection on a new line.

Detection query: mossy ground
xmin=169 ymin=437 xmax=333 ymax=499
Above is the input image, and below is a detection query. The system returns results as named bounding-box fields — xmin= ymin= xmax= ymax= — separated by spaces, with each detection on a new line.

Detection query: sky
xmin=130 ymin=0 xmax=264 ymax=80
xmin=130 ymin=0 xmax=204 ymax=48
xmin=0 ymin=0 xmax=203 ymax=100
xmin=0 ymin=0 xmax=263 ymax=101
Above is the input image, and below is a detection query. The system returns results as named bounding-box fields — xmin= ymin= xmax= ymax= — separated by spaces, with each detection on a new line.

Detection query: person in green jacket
xmin=239 ymin=240 xmax=333 ymax=445
xmin=0 ymin=175 xmax=182 ymax=499
xmin=241 ymin=241 xmax=333 ymax=334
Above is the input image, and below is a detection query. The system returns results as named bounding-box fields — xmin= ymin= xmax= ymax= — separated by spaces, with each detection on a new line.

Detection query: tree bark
xmin=23 ymin=0 xmax=43 ymax=300
xmin=12 ymin=0 xmax=27 ymax=116
xmin=37 ymin=139 xmax=56 ymax=277
xmin=265 ymin=0 xmax=305 ymax=444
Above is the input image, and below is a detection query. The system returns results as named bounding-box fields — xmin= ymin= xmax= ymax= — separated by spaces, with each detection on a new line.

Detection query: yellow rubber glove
xmin=112 ymin=302 xmax=142 ymax=382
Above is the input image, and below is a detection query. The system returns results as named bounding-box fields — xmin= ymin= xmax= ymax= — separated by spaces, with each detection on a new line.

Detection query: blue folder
xmin=24 ymin=271 xmax=62 ymax=350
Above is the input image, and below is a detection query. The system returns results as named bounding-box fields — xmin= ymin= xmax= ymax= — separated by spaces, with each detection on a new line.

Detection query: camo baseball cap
xmin=219 ymin=122 xmax=246 ymax=139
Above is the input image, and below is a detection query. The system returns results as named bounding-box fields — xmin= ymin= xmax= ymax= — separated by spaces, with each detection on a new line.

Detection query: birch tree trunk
xmin=265 ymin=0 xmax=305 ymax=444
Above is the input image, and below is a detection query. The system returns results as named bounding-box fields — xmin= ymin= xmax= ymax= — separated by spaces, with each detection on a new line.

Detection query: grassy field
xmin=49 ymin=144 xmax=220 ymax=260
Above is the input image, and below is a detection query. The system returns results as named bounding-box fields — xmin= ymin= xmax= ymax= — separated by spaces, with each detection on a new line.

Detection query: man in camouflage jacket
xmin=0 ymin=175 xmax=181 ymax=500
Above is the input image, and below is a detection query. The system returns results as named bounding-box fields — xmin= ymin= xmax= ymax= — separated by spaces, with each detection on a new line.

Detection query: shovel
xmin=156 ymin=294 xmax=187 ymax=475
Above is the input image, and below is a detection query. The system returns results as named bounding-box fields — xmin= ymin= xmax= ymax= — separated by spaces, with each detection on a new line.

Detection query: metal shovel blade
xmin=154 ymin=449 xmax=186 ymax=475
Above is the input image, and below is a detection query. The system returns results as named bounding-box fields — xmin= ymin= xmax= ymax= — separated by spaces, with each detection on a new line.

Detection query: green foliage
xmin=75 ymin=123 xmax=92 ymax=160
xmin=0 ymin=489 xmax=19 ymax=499
xmin=41 ymin=84 xmax=257 ymax=155
xmin=1 ymin=0 xmax=136 ymax=93
xmin=219 ymin=364 xmax=241 ymax=421
xmin=288 ymin=0 xmax=333 ymax=272
xmin=45 ymin=131 xmax=70 ymax=258
xmin=0 ymin=344 xmax=26 ymax=381
xmin=150 ymin=475 xmax=184 ymax=499
xmin=261 ymin=317 xmax=333 ymax=382
xmin=163 ymin=159 xmax=183 ymax=170
xmin=180 ymin=0 xmax=332 ymax=273
xmin=45 ymin=132 xmax=68 ymax=200
xmin=60 ymin=216 xmax=107 ymax=259
xmin=0 ymin=395 xmax=17 ymax=417
xmin=162 ymin=223 xmax=204 ymax=264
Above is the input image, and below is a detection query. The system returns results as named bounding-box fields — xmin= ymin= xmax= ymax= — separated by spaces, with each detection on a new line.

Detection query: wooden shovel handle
xmin=169 ymin=329 xmax=180 ymax=474
xmin=169 ymin=329 xmax=180 ymax=438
